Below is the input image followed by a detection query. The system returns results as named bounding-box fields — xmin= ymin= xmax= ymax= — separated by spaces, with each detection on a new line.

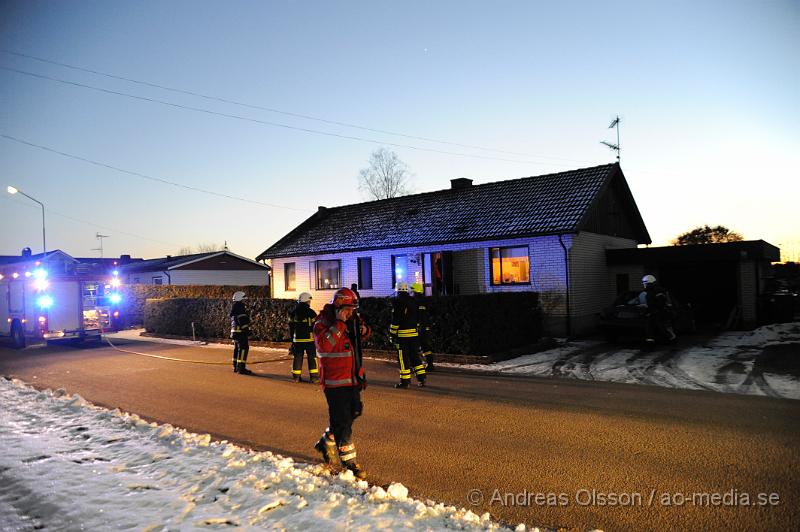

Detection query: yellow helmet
xmin=411 ymin=282 xmax=423 ymax=294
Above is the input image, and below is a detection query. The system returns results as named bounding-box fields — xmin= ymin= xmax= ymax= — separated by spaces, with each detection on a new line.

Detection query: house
xmin=119 ymin=250 xmax=270 ymax=286
xmin=257 ymin=163 xmax=650 ymax=335
xmin=0 ymin=248 xmax=141 ymax=277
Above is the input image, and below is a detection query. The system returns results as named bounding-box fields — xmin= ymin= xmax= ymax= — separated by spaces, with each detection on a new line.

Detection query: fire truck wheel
xmin=11 ymin=322 xmax=25 ymax=349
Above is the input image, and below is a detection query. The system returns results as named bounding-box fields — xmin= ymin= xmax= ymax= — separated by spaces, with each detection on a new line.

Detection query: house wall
xmin=568 ymin=232 xmax=639 ymax=335
xmin=125 ymin=270 xmax=268 ymax=286
xmin=269 ymin=232 xmax=636 ymax=336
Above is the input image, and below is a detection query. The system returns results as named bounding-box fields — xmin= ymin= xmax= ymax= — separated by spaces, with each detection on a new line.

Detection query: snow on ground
xmin=439 ymin=323 xmax=800 ymax=400
xmin=0 ymin=378 xmax=527 ymax=531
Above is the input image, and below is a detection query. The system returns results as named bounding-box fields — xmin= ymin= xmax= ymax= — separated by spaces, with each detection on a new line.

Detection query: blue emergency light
xmin=109 ymin=293 xmax=122 ymax=304
xmin=37 ymin=295 xmax=54 ymax=309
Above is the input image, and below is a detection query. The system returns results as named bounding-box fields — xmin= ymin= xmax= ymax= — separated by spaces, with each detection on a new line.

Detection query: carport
xmin=606 ymin=240 xmax=780 ymax=329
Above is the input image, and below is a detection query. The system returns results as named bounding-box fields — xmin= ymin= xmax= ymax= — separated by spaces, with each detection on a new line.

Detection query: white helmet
xmin=297 ymin=292 xmax=312 ymax=303
xmin=232 ymin=291 xmax=246 ymax=302
xmin=642 ymin=275 xmax=657 ymax=287
xmin=396 ymin=281 xmax=410 ymax=293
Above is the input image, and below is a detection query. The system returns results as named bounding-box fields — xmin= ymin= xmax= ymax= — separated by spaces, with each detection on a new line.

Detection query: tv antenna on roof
xmin=92 ymin=232 xmax=109 ymax=258
xmin=601 ymin=115 xmax=621 ymax=163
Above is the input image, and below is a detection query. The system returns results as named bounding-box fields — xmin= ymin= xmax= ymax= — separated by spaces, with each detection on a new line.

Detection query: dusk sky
xmin=1 ymin=1 xmax=798 ymax=261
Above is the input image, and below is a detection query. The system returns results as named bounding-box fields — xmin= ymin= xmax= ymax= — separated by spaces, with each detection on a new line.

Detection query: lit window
xmin=490 ymin=246 xmax=530 ymax=285
xmin=284 ymin=262 xmax=296 ymax=291
xmin=315 ymin=260 xmax=341 ymax=290
xmin=391 ymin=255 xmax=408 ymax=288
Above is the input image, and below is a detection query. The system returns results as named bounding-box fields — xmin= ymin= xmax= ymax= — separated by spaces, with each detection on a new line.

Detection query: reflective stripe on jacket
xmin=313 ymin=304 xmax=366 ymax=389
xmin=289 ymin=302 xmax=317 ymax=342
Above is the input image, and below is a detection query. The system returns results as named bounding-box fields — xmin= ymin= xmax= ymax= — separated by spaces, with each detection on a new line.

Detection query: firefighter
xmin=289 ymin=292 xmax=319 ymax=383
xmin=313 ymin=287 xmax=371 ymax=479
xmin=390 ymin=282 xmax=426 ymax=388
xmin=412 ymin=282 xmax=434 ymax=371
xmin=230 ymin=291 xmax=253 ymax=375
xmin=641 ymin=274 xmax=677 ymax=344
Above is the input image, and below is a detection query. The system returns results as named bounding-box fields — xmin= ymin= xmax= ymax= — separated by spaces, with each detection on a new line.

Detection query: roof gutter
xmin=558 ymin=234 xmax=572 ymax=338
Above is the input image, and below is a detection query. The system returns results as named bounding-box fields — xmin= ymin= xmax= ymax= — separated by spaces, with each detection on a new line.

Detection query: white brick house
xmin=257 ymin=164 xmax=651 ymax=335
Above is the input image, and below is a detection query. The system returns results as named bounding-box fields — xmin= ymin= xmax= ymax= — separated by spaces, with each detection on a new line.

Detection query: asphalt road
xmin=1 ymin=336 xmax=798 ymax=531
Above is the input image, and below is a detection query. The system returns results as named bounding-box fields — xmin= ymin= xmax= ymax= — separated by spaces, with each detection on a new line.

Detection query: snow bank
xmin=0 ymin=378 xmax=528 ymax=531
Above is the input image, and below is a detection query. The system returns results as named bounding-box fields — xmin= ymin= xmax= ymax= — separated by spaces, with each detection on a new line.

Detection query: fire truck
xmin=1 ymin=264 xmax=123 ymax=348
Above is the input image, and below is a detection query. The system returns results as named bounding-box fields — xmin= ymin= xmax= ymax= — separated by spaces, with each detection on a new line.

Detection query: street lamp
xmin=7 ymin=185 xmax=46 ymax=255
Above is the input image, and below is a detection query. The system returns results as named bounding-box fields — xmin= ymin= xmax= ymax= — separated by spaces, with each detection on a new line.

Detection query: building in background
xmin=119 ymin=251 xmax=270 ymax=287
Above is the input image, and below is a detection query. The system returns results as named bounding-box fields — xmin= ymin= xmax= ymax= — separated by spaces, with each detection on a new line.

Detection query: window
xmin=490 ymin=246 xmax=530 ymax=285
xmin=315 ymin=260 xmax=341 ymax=290
xmin=153 ymin=276 xmax=163 ymax=285
xmin=284 ymin=262 xmax=296 ymax=291
xmin=357 ymin=257 xmax=373 ymax=290
xmin=391 ymin=254 xmax=408 ymax=288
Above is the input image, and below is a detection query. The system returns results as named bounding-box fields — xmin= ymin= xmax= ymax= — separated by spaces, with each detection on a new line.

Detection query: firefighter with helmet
xmin=230 ymin=291 xmax=253 ymax=375
xmin=390 ymin=282 xmax=426 ymax=388
xmin=411 ymin=282 xmax=434 ymax=371
xmin=313 ymin=287 xmax=371 ymax=479
xmin=289 ymin=292 xmax=319 ymax=383
xmin=641 ymin=274 xmax=677 ymax=344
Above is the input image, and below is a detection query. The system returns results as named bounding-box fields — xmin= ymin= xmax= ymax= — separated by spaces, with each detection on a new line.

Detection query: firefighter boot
xmin=314 ymin=432 xmax=342 ymax=471
xmin=237 ymin=363 xmax=253 ymax=376
xmin=338 ymin=443 xmax=367 ymax=480
xmin=394 ymin=381 xmax=409 ymax=389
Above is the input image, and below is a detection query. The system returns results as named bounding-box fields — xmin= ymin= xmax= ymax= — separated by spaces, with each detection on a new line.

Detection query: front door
xmin=424 ymin=252 xmax=454 ymax=296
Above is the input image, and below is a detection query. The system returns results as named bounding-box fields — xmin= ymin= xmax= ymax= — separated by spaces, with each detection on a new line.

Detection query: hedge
xmin=120 ymin=285 xmax=269 ymax=326
xmin=144 ymin=292 xmax=541 ymax=357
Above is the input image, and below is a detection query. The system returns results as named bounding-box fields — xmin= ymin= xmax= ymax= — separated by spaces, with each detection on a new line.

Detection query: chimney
xmin=166 ymin=255 xmax=172 ymax=259
xmin=21 ymin=247 xmax=32 ymax=258
xmin=450 ymin=178 xmax=473 ymax=190
xmin=318 ymin=206 xmax=327 ymax=212
xmin=119 ymin=254 xmax=131 ymax=264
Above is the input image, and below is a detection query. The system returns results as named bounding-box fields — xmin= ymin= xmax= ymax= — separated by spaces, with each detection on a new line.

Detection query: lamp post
xmin=7 ymin=186 xmax=46 ymax=255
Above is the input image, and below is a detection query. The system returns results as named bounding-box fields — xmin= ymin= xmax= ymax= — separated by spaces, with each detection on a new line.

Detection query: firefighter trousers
xmin=324 ymin=386 xmax=363 ymax=447
xmin=292 ymin=342 xmax=319 ymax=379
xmin=232 ymin=333 xmax=249 ymax=369
xmin=396 ymin=336 xmax=426 ymax=382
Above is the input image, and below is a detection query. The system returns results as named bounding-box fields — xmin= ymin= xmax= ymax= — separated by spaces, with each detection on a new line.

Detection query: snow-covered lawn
xmin=0 ymin=378 xmax=525 ymax=531
xmin=440 ymin=323 xmax=800 ymax=400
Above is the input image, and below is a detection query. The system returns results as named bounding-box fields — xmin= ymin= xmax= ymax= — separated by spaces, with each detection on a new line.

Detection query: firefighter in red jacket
xmin=313 ymin=287 xmax=371 ymax=479
xmin=390 ymin=282 xmax=426 ymax=388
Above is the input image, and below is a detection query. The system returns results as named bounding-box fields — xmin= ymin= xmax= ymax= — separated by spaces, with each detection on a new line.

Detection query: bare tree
xmin=672 ymin=225 xmax=744 ymax=245
xmin=177 ymin=243 xmax=225 ymax=255
xmin=358 ymin=147 xmax=413 ymax=200
xmin=196 ymin=242 xmax=225 ymax=253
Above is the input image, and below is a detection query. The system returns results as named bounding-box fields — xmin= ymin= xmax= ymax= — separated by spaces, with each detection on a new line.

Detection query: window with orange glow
xmin=490 ymin=246 xmax=530 ymax=285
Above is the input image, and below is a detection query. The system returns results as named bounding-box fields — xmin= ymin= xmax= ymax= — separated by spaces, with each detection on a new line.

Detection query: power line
xmin=0 ymin=65 xmax=587 ymax=168
xmin=1 ymin=49 xmax=595 ymax=166
xmin=0 ymin=133 xmax=309 ymax=212
xmin=1 ymin=194 xmax=180 ymax=250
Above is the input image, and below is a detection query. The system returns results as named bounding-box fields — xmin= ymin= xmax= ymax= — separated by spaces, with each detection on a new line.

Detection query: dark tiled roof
xmin=0 ymin=250 xmax=73 ymax=265
xmin=118 ymin=252 xmax=220 ymax=273
xmin=259 ymin=163 xmax=635 ymax=259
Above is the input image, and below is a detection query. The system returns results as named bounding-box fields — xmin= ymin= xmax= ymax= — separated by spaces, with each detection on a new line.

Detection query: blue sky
xmin=1 ymin=0 xmax=798 ymax=261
